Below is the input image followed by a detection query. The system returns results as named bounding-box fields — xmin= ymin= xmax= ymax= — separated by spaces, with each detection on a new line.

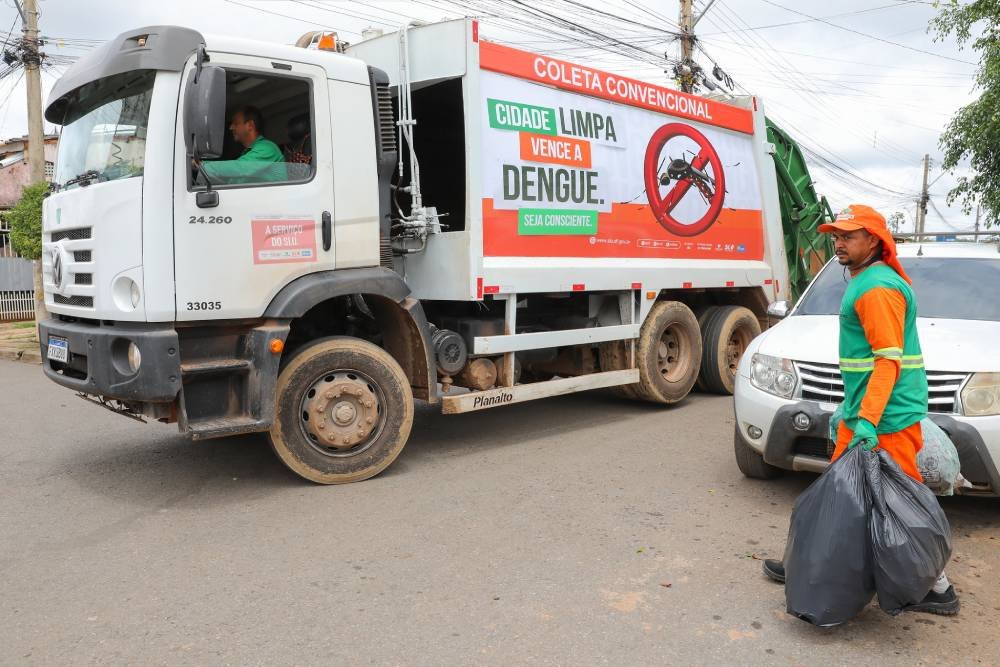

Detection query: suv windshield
xmin=795 ymin=255 xmax=1000 ymax=321
xmin=54 ymin=70 xmax=155 ymax=190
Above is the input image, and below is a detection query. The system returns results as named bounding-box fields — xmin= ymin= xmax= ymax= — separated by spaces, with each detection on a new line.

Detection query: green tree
xmin=932 ymin=1 xmax=1000 ymax=226
xmin=887 ymin=211 xmax=906 ymax=234
xmin=8 ymin=181 xmax=46 ymax=260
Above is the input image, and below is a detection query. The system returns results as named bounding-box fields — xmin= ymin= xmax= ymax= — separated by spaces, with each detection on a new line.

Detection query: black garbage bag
xmin=866 ymin=449 xmax=953 ymax=615
xmin=784 ymin=446 xmax=875 ymax=627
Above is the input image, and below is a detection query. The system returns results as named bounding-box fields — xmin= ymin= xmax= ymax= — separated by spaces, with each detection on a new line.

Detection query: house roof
xmin=0 ymin=152 xmax=25 ymax=169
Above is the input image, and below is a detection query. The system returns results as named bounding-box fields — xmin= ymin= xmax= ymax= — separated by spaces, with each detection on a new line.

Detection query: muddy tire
xmin=268 ymin=337 xmax=414 ymax=484
xmin=598 ymin=339 xmax=643 ymax=400
xmin=699 ymin=306 xmax=761 ymax=395
xmin=633 ymin=300 xmax=702 ymax=404
xmin=734 ymin=425 xmax=782 ymax=479
xmin=694 ymin=305 xmax=720 ymax=391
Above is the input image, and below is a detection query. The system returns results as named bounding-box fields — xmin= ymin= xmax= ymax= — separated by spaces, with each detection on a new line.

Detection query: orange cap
xmin=819 ymin=204 xmax=911 ymax=284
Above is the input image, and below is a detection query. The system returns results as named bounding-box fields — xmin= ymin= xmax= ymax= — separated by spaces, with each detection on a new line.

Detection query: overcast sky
xmin=0 ymin=0 xmax=984 ymax=234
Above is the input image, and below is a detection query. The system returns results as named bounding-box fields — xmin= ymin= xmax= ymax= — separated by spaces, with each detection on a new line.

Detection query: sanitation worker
xmin=197 ymin=106 xmax=285 ymax=184
xmin=762 ymin=204 xmax=959 ymax=616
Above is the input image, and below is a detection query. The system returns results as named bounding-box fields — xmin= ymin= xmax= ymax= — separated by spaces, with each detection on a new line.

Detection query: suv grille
xmin=795 ymin=361 xmax=967 ymax=414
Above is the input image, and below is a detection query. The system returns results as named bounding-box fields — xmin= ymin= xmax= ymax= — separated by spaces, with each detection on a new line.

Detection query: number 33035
xmin=186 ymin=301 xmax=222 ymax=311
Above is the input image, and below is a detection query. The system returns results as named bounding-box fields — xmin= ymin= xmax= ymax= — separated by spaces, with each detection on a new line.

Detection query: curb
xmin=0 ymin=346 xmax=41 ymax=364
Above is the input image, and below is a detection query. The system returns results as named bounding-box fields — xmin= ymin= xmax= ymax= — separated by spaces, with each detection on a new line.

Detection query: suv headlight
xmin=961 ymin=373 xmax=1000 ymax=416
xmin=750 ymin=353 xmax=797 ymax=399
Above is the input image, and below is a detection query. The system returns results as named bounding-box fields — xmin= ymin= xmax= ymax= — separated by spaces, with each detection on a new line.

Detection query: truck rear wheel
xmin=699 ymin=306 xmax=760 ymax=395
xmin=633 ymin=300 xmax=702 ymax=404
xmin=268 ymin=337 xmax=414 ymax=484
xmin=694 ymin=305 xmax=720 ymax=391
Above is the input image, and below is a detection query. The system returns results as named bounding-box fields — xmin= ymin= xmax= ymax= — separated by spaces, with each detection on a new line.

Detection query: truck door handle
xmin=322 ymin=211 xmax=332 ymax=251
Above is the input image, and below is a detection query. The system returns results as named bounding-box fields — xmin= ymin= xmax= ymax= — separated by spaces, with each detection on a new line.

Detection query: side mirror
xmin=183 ymin=64 xmax=226 ymax=159
xmin=767 ymin=300 xmax=791 ymax=319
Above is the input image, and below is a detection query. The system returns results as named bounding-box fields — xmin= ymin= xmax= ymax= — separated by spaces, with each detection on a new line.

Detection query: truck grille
xmin=376 ymin=83 xmax=397 ymax=154
xmin=44 ymin=226 xmax=95 ymax=311
xmin=54 ymin=294 xmax=94 ymax=308
xmin=51 ymin=228 xmax=92 ymax=242
xmin=795 ymin=361 xmax=967 ymax=414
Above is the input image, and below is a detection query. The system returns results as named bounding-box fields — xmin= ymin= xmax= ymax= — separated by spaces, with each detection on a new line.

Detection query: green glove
xmin=848 ymin=418 xmax=879 ymax=451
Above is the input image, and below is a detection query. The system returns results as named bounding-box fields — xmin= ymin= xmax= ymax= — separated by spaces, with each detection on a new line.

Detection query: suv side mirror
xmin=183 ymin=65 xmax=226 ymax=159
xmin=767 ymin=300 xmax=791 ymax=319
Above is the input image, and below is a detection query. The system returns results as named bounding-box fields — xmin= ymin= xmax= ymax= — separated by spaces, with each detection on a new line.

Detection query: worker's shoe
xmin=903 ymin=586 xmax=961 ymax=616
xmin=762 ymin=559 xmax=785 ymax=584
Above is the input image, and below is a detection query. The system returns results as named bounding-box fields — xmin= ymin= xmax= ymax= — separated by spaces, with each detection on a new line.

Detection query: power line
xmin=221 ymin=0 xmax=344 ymax=33
xmin=703 ymin=1 xmax=926 ymax=166
xmin=700 ymin=1 xmax=927 ymax=36
xmin=757 ymin=0 xmax=977 ymax=65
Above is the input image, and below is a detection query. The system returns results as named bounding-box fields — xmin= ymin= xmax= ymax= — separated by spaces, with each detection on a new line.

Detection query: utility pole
xmin=915 ymin=153 xmax=930 ymax=241
xmin=15 ymin=0 xmax=50 ymax=326
xmin=678 ymin=0 xmax=695 ymax=93
xmin=21 ymin=0 xmax=45 ymax=184
xmin=975 ymin=202 xmax=981 ymax=238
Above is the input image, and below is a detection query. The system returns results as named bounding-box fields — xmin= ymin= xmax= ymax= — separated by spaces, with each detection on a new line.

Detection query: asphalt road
xmin=2 ymin=358 xmax=999 ymax=665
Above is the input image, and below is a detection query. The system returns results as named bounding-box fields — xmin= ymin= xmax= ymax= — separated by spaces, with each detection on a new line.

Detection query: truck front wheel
xmin=634 ymin=300 xmax=702 ymax=404
xmin=268 ymin=337 xmax=414 ymax=484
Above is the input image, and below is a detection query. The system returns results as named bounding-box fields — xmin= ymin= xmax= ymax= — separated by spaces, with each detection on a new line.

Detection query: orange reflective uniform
xmin=833 ymin=420 xmax=923 ymax=482
xmin=820 ymin=204 xmax=925 ymax=482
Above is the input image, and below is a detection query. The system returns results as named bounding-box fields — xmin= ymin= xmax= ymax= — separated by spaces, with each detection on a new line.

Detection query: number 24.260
xmin=189 ymin=215 xmax=232 ymax=224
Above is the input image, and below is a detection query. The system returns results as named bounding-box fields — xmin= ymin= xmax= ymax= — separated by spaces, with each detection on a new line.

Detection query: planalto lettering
xmin=472 ymin=392 xmax=515 ymax=408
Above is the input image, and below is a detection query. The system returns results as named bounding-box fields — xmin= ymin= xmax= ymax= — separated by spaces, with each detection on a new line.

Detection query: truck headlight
xmin=750 ymin=353 xmax=797 ymax=399
xmin=961 ymin=373 xmax=1000 ymax=416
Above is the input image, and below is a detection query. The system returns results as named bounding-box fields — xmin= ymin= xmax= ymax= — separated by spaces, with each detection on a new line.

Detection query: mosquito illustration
xmin=658 ymin=149 xmax=717 ymax=204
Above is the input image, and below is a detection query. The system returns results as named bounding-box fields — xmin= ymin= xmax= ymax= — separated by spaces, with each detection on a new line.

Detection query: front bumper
xmin=734 ymin=372 xmax=1000 ymax=493
xmin=38 ymin=318 xmax=181 ymax=403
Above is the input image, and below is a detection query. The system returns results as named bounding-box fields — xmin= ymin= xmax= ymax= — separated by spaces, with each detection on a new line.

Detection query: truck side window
xmin=192 ymin=71 xmax=315 ymax=189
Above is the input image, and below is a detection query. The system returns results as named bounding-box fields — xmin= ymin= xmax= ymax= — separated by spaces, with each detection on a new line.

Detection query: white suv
xmin=733 ymin=242 xmax=1000 ymax=495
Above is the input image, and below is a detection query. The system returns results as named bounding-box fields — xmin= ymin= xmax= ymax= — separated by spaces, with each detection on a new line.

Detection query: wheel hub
xmin=304 ymin=376 xmax=379 ymax=450
xmin=658 ymin=331 xmax=679 ymax=376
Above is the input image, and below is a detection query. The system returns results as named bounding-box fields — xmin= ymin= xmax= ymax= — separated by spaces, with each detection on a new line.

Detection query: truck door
xmin=173 ymin=55 xmax=334 ymax=320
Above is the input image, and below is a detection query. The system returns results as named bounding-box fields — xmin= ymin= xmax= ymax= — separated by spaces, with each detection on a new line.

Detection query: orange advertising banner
xmin=479 ymin=41 xmax=754 ymax=135
xmin=518 ymin=132 xmax=592 ymax=168
xmin=482 ymin=199 xmax=765 ymax=261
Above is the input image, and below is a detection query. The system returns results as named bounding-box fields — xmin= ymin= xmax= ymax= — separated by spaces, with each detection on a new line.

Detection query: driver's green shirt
xmin=201 ymin=136 xmax=285 ymax=184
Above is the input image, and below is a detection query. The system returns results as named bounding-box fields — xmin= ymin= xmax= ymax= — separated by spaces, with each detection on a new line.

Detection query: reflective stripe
xmin=840 ymin=354 xmax=923 ymax=371
xmin=840 ymin=357 xmax=875 ymax=372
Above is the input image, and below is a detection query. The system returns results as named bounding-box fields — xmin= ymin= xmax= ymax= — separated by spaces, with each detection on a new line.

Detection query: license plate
xmin=47 ymin=336 xmax=69 ymax=362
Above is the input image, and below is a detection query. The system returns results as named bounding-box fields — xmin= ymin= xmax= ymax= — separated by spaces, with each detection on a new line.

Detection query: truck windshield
xmin=794 ymin=255 xmax=1000 ymax=322
xmin=54 ymin=70 xmax=155 ymax=190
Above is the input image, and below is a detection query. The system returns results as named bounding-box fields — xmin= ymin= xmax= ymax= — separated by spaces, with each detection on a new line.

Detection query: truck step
xmin=441 ymin=369 xmax=639 ymax=414
xmin=180 ymin=359 xmax=252 ymax=377
xmin=188 ymin=416 xmax=267 ymax=440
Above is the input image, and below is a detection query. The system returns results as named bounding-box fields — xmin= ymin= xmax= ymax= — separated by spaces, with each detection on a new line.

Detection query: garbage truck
xmin=38 ymin=19 xmax=834 ymax=483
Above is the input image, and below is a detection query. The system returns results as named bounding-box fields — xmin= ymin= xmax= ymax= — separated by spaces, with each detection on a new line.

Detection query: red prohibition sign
xmin=643 ymin=123 xmax=726 ymax=237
